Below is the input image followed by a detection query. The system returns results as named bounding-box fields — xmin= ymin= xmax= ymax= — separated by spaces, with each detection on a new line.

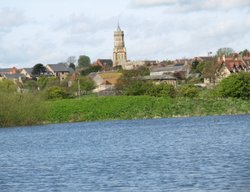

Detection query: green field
xmin=46 ymin=96 xmax=250 ymax=124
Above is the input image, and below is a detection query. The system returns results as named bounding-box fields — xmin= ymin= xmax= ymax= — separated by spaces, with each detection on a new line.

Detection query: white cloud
xmin=133 ymin=0 xmax=176 ymax=6
xmin=132 ymin=0 xmax=250 ymax=11
xmin=0 ymin=0 xmax=249 ymax=67
xmin=0 ymin=8 xmax=28 ymax=33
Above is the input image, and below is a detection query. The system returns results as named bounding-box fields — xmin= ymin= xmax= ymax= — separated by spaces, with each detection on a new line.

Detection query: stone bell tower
xmin=113 ymin=24 xmax=127 ymax=67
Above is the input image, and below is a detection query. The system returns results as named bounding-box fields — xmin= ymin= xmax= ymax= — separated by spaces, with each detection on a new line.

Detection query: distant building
xmin=143 ymin=75 xmax=177 ymax=87
xmin=215 ymin=55 xmax=250 ymax=83
xmin=150 ymin=63 xmax=189 ymax=76
xmin=1 ymin=73 xmax=25 ymax=82
xmin=122 ymin=60 xmax=158 ymax=70
xmin=0 ymin=67 xmax=18 ymax=75
xmin=95 ymin=59 xmax=113 ymax=69
xmin=113 ymin=24 xmax=127 ymax=67
xmin=20 ymin=68 xmax=33 ymax=79
xmin=46 ymin=63 xmax=73 ymax=81
xmin=89 ymin=72 xmax=122 ymax=95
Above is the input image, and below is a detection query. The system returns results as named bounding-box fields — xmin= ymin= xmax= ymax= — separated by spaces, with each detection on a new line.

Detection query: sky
xmin=0 ymin=0 xmax=250 ymax=68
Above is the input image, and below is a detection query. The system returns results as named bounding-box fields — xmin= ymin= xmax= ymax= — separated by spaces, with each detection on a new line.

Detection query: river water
xmin=0 ymin=115 xmax=250 ymax=192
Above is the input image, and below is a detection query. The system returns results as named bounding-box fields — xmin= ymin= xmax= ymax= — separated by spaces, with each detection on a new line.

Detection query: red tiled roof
xmin=224 ymin=59 xmax=246 ymax=71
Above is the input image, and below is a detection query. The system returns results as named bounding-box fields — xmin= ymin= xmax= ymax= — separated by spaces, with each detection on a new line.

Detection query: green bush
xmin=115 ymin=67 xmax=150 ymax=94
xmin=69 ymin=76 xmax=95 ymax=95
xmin=22 ymin=80 xmax=38 ymax=92
xmin=124 ymin=80 xmax=152 ymax=96
xmin=146 ymin=83 xmax=176 ymax=97
xmin=178 ymin=84 xmax=200 ymax=98
xmin=216 ymin=72 xmax=250 ymax=99
xmin=45 ymin=86 xmax=70 ymax=99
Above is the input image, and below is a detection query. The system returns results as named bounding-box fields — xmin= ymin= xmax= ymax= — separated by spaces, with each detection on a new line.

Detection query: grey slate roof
xmin=47 ymin=64 xmax=70 ymax=72
xmin=150 ymin=64 xmax=185 ymax=73
xmin=0 ymin=68 xmax=11 ymax=73
xmin=3 ymin=74 xmax=25 ymax=79
xmin=143 ymin=75 xmax=177 ymax=80
xmin=23 ymin=68 xmax=33 ymax=74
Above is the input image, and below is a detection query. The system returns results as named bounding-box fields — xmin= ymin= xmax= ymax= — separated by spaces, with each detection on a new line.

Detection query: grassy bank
xmin=46 ymin=96 xmax=250 ymax=124
xmin=1 ymin=95 xmax=249 ymax=128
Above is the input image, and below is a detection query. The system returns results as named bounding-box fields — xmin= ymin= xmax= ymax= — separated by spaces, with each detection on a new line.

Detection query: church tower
xmin=113 ymin=24 xmax=127 ymax=67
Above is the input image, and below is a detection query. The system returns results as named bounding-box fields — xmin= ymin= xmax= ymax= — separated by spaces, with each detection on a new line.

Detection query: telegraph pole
xmin=78 ymin=79 xmax=81 ymax=98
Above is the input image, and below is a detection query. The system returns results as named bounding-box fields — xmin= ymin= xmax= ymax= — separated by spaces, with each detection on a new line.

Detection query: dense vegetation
xmin=46 ymin=96 xmax=250 ymax=124
xmin=216 ymin=72 xmax=250 ymax=99
xmin=0 ymin=80 xmax=48 ymax=127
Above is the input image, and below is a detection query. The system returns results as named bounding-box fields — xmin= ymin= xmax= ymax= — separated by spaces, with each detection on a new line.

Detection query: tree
xmin=115 ymin=67 xmax=150 ymax=94
xmin=67 ymin=56 xmax=76 ymax=65
xmin=81 ymin=65 xmax=102 ymax=76
xmin=32 ymin=63 xmax=47 ymax=75
xmin=239 ymin=49 xmax=250 ymax=57
xmin=69 ymin=76 xmax=95 ymax=95
xmin=216 ymin=47 xmax=234 ymax=57
xmin=216 ymin=72 xmax=250 ymax=99
xmin=78 ymin=55 xmax=91 ymax=68
xmin=69 ymin=63 xmax=76 ymax=71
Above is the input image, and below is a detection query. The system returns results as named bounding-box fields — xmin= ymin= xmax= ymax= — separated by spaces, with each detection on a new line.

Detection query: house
xmin=89 ymin=72 xmax=122 ymax=94
xmin=95 ymin=59 xmax=113 ymax=69
xmin=143 ymin=74 xmax=177 ymax=87
xmin=122 ymin=60 xmax=158 ymax=70
xmin=150 ymin=63 xmax=190 ymax=78
xmin=242 ymin=56 xmax=250 ymax=66
xmin=1 ymin=73 xmax=25 ymax=83
xmin=0 ymin=67 xmax=18 ymax=75
xmin=46 ymin=63 xmax=73 ymax=81
xmin=215 ymin=55 xmax=249 ymax=83
xmin=20 ymin=68 xmax=33 ymax=79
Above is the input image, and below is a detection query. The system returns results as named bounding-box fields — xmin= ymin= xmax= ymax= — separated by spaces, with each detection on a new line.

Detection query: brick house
xmin=215 ymin=55 xmax=250 ymax=83
xmin=0 ymin=67 xmax=18 ymax=75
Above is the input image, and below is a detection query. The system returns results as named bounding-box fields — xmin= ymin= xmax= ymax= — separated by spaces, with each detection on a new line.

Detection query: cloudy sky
xmin=0 ymin=0 xmax=250 ymax=68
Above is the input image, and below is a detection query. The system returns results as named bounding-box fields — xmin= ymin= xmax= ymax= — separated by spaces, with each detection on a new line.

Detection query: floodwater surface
xmin=0 ymin=115 xmax=250 ymax=192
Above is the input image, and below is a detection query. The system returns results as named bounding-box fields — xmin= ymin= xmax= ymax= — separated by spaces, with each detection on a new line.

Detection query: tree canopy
xmin=67 ymin=56 xmax=76 ymax=65
xmin=239 ymin=49 xmax=250 ymax=57
xmin=78 ymin=55 xmax=91 ymax=68
xmin=69 ymin=63 xmax=76 ymax=71
xmin=81 ymin=65 xmax=102 ymax=76
xmin=32 ymin=63 xmax=47 ymax=75
xmin=216 ymin=72 xmax=250 ymax=99
xmin=216 ymin=47 xmax=234 ymax=57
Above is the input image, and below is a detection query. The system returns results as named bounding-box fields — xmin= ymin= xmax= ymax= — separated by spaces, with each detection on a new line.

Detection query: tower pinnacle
xmin=117 ymin=22 xmax=121 ymax=31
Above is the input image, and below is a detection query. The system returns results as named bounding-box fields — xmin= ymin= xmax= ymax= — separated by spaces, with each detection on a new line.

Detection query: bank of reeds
xmin=1 ymin=94 xmax=250 ymax=128
xmin=0 ymin=92 xmax=48 ymax=127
